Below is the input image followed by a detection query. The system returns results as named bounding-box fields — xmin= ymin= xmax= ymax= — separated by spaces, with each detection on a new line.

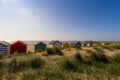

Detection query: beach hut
xmin=70 ymin=41 xmax=81 ymax=47
xmin=81 ymin=41 xmax=87 ymax=47
xmin=85 ymin=41 xmax=93 ymax=47
xmin=49 ymin=40 xmax=62 ymax=49
xmin=0 ymin=41 xmax=10 ymax=55
xmin=62 ymin=42 xmax=70 ymax=49
xmin=70 ymin=41 xmax=76 ymax=47
xmin=75 ymin=42 xmax=81 ymax=47
xmin=35 ymin=42 xmax=46 ymax=52
xmin=10 ymin=41 xmax=27 ymax=54
xmin=24 ymin=41 xmax=37 ymax=53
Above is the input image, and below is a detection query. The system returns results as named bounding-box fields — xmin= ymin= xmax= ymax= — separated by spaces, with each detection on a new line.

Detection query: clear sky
xmin=0 ymin=0 xmax=120 ymax=41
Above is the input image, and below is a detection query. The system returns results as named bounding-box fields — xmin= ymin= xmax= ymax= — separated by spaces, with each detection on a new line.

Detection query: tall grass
xmin=6 ymin=73 xmax=16 ymax=80
xmin=30 ymin=57 xmax=45 ymax=69
xmin=61 ymin=59 xmax=78 ymax=72
xmin=102 ymin=45 xmax=114 ymax=51
xmin=46 ymin=48 xmax=64 ymax=56
xmin=22 ymin=68 xmax=66 ymax=80
xmin=86 ymin=50 xmax=97 ymax=54
xmin=8 ymin=57 xmax=45 ymax=73
xmin=46 ymin=48 xmax=56 ymax=55
xmin=74 ymin=52 xmax=86 ymax=63
xmin=42 ymin=68 xmax=66 ymax=80
xmin=102 ymin=42 xmax=120 ymax=50
xmin=1 ymin=47 xmax=120 ymax=79
xmin=22 ymin=70 xmax=38 ymax=80
xmin=0 ymin=53 xmax=3 ymax=60
xmin=112 ymin=53 xmax=120 ymax=63
xmin=0 ymin=61 xmax=4 ymax=79
xmin=8 ymin=58 xmax=28 ymax=73
xmin=93 ymin=46 xmax=104 ymax=53
xmin=90 ymin=52 xmax=109 ymax=63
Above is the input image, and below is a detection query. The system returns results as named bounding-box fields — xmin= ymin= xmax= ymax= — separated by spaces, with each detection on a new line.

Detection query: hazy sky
xmin=0 ymin=0 xmax=120 ymax=41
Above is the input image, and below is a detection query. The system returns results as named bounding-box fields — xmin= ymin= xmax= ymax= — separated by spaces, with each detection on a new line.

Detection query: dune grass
xmin=0 ymin=46 xmax=120 ymax=79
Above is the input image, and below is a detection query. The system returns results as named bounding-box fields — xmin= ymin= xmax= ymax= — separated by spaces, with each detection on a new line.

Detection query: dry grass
xmin=0 ymin=46 xmax=120 ymax=80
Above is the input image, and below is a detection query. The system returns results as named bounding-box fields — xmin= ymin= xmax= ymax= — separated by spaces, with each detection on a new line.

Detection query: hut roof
xmin=0 ymin=41 xmax=10 ymax=46
xmin=35 ymin=41 xmax=46 ymax=46
xmin=49 ymin=40 xmax=62 ymax=45
xmin=11 ymin=40 xmax=27 ymax=46
xmin=23 ymin=41 xmax=50 ymax=45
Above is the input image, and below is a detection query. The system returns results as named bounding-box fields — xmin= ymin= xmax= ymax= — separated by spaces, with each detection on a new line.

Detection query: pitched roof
xmin=49 ymin=40 xmax=62 ymax=45
xmin=35 ymin=41 xmax=46 ymax=46
xmin=0 ymin=41 xmax=10 ymax=46
xmin=11 ymin=40 xmax=27 ymax=46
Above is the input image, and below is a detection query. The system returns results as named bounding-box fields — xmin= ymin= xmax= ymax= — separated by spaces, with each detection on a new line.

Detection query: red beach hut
xmin=10 ymin=41 xmax=27 ymax=54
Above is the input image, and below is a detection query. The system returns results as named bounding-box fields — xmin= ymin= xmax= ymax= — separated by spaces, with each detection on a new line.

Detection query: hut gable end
xmin=10 ymin=41 xmax=27 ymax=54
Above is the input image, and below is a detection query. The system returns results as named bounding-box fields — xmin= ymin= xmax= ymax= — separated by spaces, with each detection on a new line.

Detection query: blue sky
xmin=0 ymin=0 xmax=120 ymax=41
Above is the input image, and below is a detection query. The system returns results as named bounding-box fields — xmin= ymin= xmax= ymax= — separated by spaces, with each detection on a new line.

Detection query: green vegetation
xmin=74 ymin=45 xmax=82 ymax=50
xmin=8 ymin=57 xmax=45 ymax=73
xmin=0 ymin=53 xmax=3 ymax=59
xmin=93 ymin=46 xmax=104 ymax=53
xmin=30 ymin=57 xmax=45 ymax=69
xmin=102 ymin=42 xmax=120 ymax=50
xmin=61 ymin=59 xmax=78 ymax=72
xmin=46 ymin=48 xmax=56 ymax=55
xmin=0 ymin=43 xmax=120 ymax=79
xmin=46 ymin=48 xmax=64 ymax=56
xmin=102 ymin=45 xmax=114 ymax=51
xmin=112 ymin=53 xmax=120 ymax=63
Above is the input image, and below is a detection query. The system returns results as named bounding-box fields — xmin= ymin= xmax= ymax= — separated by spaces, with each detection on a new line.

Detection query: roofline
xmin=10 ymin=40 xmax=27 ymax=46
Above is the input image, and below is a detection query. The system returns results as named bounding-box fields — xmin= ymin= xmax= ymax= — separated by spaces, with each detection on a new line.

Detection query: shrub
xmin=62 ymin=59 xmax=78 ymax=72
xmin=104 ymin=42 xmax=111 ymax=45
xmin=46 ymin=48 xmax=56 ymax=55
xmin=46 ymin=48 xmax=64 ymax=56
xmin=74 ymin=52 xmax=85 ymax=63
xmin=90 ymin=52 xmax=109 ymax=63
xmin=54 ymin=47 xmax=64 ymax=56
xmin=30 ymin=57 xmax=45 ymax=69
xmin=74 ymin=52 xmax=93 ymax=65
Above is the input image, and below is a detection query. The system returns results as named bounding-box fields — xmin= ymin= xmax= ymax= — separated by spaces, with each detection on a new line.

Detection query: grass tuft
xmin=30 ymin=57 xmax=45 ymax=69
